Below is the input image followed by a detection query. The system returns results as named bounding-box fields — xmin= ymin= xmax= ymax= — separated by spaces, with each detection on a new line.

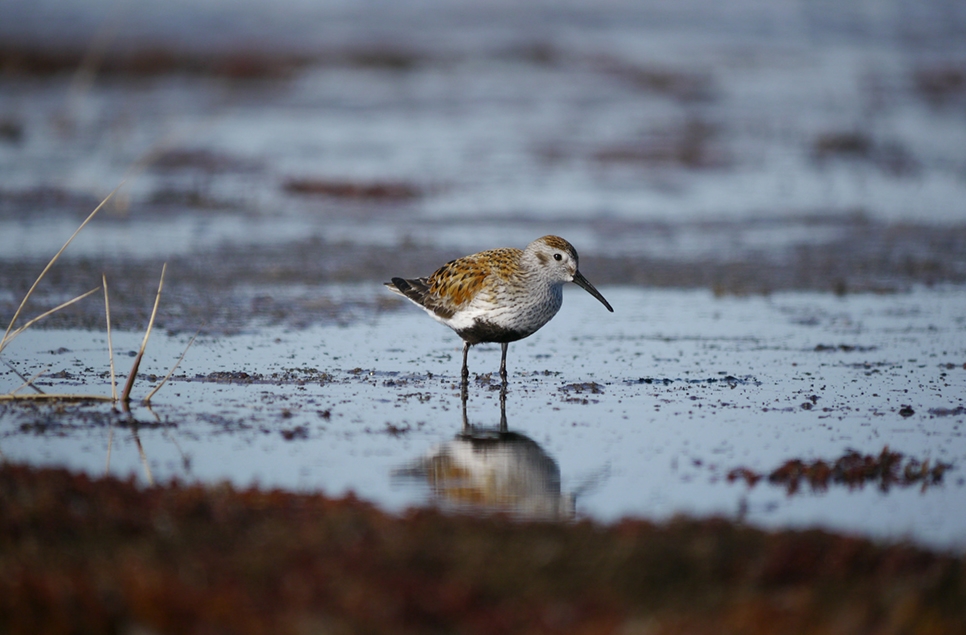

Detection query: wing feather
xmin=386 ymin=247 xmax=522 ymax=321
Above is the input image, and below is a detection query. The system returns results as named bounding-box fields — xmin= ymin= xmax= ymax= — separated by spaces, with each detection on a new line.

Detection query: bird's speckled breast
xmin=459 ymin=281 xmax=563 ymax=344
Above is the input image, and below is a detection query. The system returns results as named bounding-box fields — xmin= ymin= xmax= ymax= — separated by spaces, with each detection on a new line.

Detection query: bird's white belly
xmin=438 ymin=284 xmax=563 ymax=338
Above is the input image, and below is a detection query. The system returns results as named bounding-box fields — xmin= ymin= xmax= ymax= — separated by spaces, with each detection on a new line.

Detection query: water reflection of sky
xmin=2 ymin=286 xmax=964 ymax=549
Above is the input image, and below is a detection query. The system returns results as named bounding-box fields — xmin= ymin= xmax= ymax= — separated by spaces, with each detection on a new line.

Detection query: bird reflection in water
xmin=393 ymin=388 xmax=574 ymax=520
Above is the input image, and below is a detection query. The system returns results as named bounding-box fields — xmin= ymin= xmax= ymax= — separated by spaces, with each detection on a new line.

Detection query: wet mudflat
xmin=2 ymin=0 xmax=966 ymax=632
xmin=3 ymin=285 xmax=965 ymax=550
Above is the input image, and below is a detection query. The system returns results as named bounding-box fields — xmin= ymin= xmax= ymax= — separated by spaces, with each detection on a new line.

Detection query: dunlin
xmin=386 ymin=235 xmax=613 ymax=383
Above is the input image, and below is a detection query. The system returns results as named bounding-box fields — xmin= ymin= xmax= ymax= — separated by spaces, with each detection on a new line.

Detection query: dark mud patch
xmin=3 ymin=215 xmax=965 ymax=334
xmin=586 ymin=217 xmax=966 ymax=295
xmin=625 ymin=374 xmax=758 ymax=387
xmin=930 ymin=406 xmax=966 ymax=417
xmin=469 ymin=372 xmax=505 ymax=390
xmin=588 ymin=54 xmax=716 ymax=102
xmin=197 ymin=368 xmax=334 ymax=386
xmin=146 ymin=188 xmax=243 ymax=210
xmin=914 ymin=64 xmax=966 ymax=107
xmin=727 ymin=448 xmax=954 ymax=495
xmin=559 ymin=381 xmax=605 ymax=404
xmin=811 ymin=131 xmax=919 ymax=177
xmin=2 ymin=463 xmax=964 ymax=635
xmin=395 ymin=391 xmax=432 ymax=404
xmin=150 ymin=148 xmax=264 ymax=175
xmin=592 ymin=119 xmax=728 ymax=169
xmin=378 ymin=421 xmax=415 ymax=437
xmin=283 ymin=177 xmax=423 ymax=201
xmin=0 ymin=43 xmax=439 ymax=80
xmin=13 ymin=159 xmax=271 ymax=224
xmin=0 ymin=254 xmax=405 ymax=335
xmin=473 ymin=45 xmax=717 ymax=103
xmin=559 ymin=381 xmax=605 ymax=394
xmin=0 ymin=45 xmax=314 ymax=79
xmin=279 ymin=424 xmax=309 ymax=440
xmin=0 ymin=118 xmax=24 ymax=144
xmin=813 ymin=343 xmax=878 ymax=353
xmin=0 ymin=187 xmax=105 ymax=219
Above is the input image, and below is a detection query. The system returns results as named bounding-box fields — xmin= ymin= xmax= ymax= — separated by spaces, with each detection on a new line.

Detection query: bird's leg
xmin=498 ymin=342 xmax=509 ymax=407
xmin=500 ymin=342 xmax=509 ymax=384
xmin=461 ymin=341 xmax=470 ymax=384
xmin=499 ymin=384 xmax=508 ymax=433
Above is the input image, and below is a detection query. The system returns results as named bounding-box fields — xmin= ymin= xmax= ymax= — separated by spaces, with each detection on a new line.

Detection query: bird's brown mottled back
xmin=427 ymin=247 xmax=522 ymax=314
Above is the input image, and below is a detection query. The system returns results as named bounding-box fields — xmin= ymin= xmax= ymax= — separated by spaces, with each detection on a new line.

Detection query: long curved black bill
xmin=573 ymin=270 xmax=614 ymax=312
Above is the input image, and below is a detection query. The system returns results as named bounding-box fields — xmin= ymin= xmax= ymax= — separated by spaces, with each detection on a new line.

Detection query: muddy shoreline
xmin=2 ymin=214 xmax=964 ymax=334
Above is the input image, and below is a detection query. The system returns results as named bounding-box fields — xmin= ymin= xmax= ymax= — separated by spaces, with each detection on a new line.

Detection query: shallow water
xmin=3 ymin=285 xmax=964 ymax=549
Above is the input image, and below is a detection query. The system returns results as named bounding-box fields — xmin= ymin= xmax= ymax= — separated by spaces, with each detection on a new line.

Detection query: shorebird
xmin=385 ymin=235 xmax=613 ymax=383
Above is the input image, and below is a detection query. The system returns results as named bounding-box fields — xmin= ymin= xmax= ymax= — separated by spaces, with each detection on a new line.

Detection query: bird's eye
xmin=553 ymin=253 xmax=562 ymax=261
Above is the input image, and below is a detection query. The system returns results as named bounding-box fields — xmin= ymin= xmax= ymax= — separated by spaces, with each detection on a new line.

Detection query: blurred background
xmin=1 ymin=0 xmax=964 ymax=317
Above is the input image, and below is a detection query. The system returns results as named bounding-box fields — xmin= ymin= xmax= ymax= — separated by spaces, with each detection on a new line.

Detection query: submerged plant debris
xmin=727 ymin=448 xmax=953 ymax=494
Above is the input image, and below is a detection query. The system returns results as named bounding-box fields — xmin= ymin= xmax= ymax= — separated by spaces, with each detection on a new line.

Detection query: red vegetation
xmin=728 ymin=447 xmax=951 ymax=494
xmin=1 ymin=463 xmax=964 ymax=634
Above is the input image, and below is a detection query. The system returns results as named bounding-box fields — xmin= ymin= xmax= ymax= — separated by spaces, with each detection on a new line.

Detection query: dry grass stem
xmin=0 ymin=394 xmax=114 ymax=402
xmin=103 ymin=275 xmax=118 ymax=401
xmin=10 ymin=365 xmax=52 ymax=396
xmin=1 ymin=288 xmax=100 ymax=355
xmin=120 ymin=263 xmax=167 ymax=403
xmin=120 ymin=357 xmax=143 ymax=404
xmin=3 ymin=359 xmax=46 ymax=395
xmin=143 ymin=328 xmax=199 ymax=405
xmin=0 ymin=185 xmax=119 ymax=352
xmin=0 ymin=180 xmax=184 ymax=408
